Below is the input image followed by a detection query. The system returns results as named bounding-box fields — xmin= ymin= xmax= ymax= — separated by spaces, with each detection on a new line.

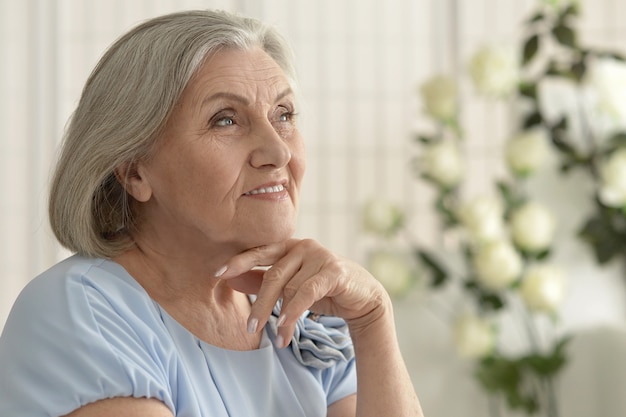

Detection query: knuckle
xmin=296 ymin=238 xmax=320 ymax=252
xmin=299 ymin=276 xmax=325 ymax=299
xmin=282 ymin=281 xmax=299 ymax=300
xmin=324 ymin=256 xmax=344 ymax=275
xmin=263 ymin=264 xmax=284 ymax=282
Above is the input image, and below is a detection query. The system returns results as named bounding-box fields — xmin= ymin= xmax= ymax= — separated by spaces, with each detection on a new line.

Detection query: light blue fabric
xmin=0 ymin=255 xmax=357 ymax=417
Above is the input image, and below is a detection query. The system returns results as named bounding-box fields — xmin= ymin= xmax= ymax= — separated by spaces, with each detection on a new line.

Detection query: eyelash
xmin=209 ymin=107 xmax=298 ymax=128
xmin=210 ymin=110 xmax=237 ymax=128
xmin=278 ymin=110 xmax=298 ymax=123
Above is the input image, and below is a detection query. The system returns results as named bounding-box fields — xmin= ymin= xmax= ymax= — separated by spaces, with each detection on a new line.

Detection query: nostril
xmin=249 ymin=137 xmax=292 ymax=169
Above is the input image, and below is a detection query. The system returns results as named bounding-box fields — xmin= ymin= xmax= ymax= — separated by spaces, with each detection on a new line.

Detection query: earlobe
xmin=114 ymin=161 xmax=152 ymax=202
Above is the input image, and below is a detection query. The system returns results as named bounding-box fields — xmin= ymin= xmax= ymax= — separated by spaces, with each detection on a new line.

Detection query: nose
xmin=249 ymin=120 xmax=292 ymax=169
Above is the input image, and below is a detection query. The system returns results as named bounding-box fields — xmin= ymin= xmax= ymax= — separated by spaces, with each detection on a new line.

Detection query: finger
xmin=246 ymin=252 xmax=304 ymax=334
xmin=274 ymin=320 xmax=297 ymax=349
xmin=280 ymin=268 xmax=335 ymax=324
xmin=273 ymin=273 xmax=339 ymax=349
xmin=214 ymin=240 xmax=297 ymax=279
xmin=271 ymin=263 xmax=340 ymax=348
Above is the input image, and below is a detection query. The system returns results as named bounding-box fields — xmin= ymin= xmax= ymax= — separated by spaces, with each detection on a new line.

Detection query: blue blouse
xmin=0 ymin=255 xmax=356 ymax=416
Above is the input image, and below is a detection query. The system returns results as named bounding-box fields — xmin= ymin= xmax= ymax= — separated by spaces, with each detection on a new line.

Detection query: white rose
xmin=520 ymin=264 xmax=566 ymax=314
xmin=362 ymin=199 xmax=404 ymax=237
xmin=468 ymin=44 xmax=519 ymax=97
xmin=474 ymin=240 xmax=522 ymax=291
xmin=510 ymin=202 xmax=556 ymax=252
xmin=458 ymin=195 xmax=505 ymax=243
xmin=367 ymin=250 xmax=415 ymax=297
xmin=599 ymin=148 xmax=626 ymax=208
xmin=505 ymin=129 xmax=550 ymax=177
xmin=419 ymin=140 xmax=464 ymax=188
xmin=586 ymin=58 xmax=626 ymax=130
xmin=454 ymin=314 xmax=496 ymax=359
xmin=537 ymin=77 xmax=595 ymax=150
xmin=419 ymin=75 xmax=458 ymax=122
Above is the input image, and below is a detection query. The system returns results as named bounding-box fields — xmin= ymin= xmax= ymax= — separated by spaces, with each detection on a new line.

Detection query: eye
xmin=215 ymin=117 xmax=234 ymax=127
xmin=278 ymin=112 xmax=294 ymax=122
xmin=275 ymin=106 xmax=298 ymax=123
xmin=209 ymin=109 xmax=237 ymax=128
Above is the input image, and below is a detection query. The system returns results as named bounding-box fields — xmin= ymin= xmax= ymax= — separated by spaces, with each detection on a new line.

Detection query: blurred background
xmin=1 ymin=0 xmax=626 ymax=416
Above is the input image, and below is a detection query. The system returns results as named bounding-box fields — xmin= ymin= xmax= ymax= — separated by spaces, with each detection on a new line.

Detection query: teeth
xmin=245 ymin=184 xmax=285 ymax=195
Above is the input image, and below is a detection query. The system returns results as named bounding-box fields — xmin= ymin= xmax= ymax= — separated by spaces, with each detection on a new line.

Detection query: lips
xmin=243 ymin=183 xmax=286 ymax=195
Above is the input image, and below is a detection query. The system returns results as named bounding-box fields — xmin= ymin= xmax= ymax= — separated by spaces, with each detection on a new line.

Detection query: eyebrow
xmin=201 ymin=88 xmax=294 ymax=108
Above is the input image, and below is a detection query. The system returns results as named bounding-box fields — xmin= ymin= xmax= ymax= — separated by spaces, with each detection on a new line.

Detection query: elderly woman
xmin=0 ymin=9 xmax=423 ymax=417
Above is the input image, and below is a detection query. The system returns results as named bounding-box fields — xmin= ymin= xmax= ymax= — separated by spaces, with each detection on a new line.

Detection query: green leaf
xmin=571 ymin=59 xmax=586 ymax=81
xmin=523 ymin=353 xmax=566 ymax=377
xmin=545 ymin=66 xmax=566 ymax=78
xmin=416 ymin=134 xmax=434 ymax=144
xmin=475 ymin=356 xmax=521 ymax=392
xmin=479 ymin=293 xmax=505 ymax=310
xmin=549 ymin=124 xmax=578 ymax=158
xmin=416 ymin=249 xmax=448 ymax=287
xmin=435 ymin=192 xmax=459 ymax=227
xmin=464 ymin=279 xmax=506 ymax=311
xmin=552 ymin=24 xmax=577 ymax=48
xmin=496 ymin=181 xmax=514 ymax=205
xmin=523 ymin=111 xmax=543 ymax=129
xmin=560 ymin=3 xmax=580 ymax=19
xmin=522 ymin=336 xmax=571 ymax=377
xmin=527 ymin=11 xmax=544 ymax=23
xmin=519 ymin=82 xmax=537 ymax=100
xmin=607 ymin=132 xmax=626 ymax=149
xmin=552 ymin=116 xmax=568 ymax=132
xmin=496 ymin=180 xmax=525 ymax=215
xmin=520 ymin=248 xmax=551 ymax=261
xmin=522 ymin=34 xmax=540 ymax=66
xmin=578 ymin=211 xmax=626 ymax=264
xmin=559 ymin=160 xmax=575 ymax=173
xmin=610 ymin=52 xmax=626 ymax=62
xmin=475 ymin=356 xmax=539 ymax=413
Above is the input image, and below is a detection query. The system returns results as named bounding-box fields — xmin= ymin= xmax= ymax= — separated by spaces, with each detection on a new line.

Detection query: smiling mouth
xmin=244 ymin=184 xmax=286 ymax=195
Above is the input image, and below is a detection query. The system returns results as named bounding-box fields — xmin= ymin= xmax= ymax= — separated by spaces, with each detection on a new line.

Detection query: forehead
xmin=185 ymin=47 xmax=292 ymax=104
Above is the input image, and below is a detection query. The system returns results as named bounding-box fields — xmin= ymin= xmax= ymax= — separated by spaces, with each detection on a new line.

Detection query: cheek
xmin=290 ymin=138 xmax=306 ymax=183
xmin=147 ymin=150 xmax=219 ymax=201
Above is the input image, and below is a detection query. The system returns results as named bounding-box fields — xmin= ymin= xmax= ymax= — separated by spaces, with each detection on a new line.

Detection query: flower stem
xmin=545 ymin=375 xmax=560 ymax=417
xmin=487 ymin=394 xmax=502 ymax=417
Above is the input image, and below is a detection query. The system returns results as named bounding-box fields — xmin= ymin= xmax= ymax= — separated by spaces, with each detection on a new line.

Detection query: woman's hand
xmin=214 ymin=238 xmax=390 ymax=347
xmin=217 ymin=239 xmax=424 ymax=417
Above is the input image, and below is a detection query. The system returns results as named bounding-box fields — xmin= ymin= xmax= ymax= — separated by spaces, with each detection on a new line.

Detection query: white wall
xmin=2 ymin=0 xmax=626 ymax=415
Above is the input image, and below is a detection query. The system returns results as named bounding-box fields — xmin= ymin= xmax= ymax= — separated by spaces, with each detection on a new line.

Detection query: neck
xmin=113 ymin=244 xmax=261 ymax=350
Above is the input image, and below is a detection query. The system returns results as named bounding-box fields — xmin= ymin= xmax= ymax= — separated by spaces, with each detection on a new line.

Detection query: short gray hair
xmin=49 ymin=9 xmax=297 ymax=258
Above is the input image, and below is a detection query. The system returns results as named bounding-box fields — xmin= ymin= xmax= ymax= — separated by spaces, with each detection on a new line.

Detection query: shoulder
xmin=0 ymin=255 xmax=175 ymax=416
xmin=2 ymin=255 xmax=166 ymax=348
xmin=8 ymin=255 xmax=144 ymax=312
xmin=7 ymin=254 xmax=162 ymax=333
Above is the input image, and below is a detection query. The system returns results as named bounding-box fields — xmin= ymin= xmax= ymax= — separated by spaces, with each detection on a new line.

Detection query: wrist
xmin=345 ymin=291 xmax=394 ymax=338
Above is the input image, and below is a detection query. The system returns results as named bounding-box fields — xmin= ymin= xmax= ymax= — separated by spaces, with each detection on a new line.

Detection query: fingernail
xmin=247 ymin=317 xmax=258 ymax=334
xmin=276 ymin=314 xmax=286 ymax=327
xmin=275 ymin=334 xmax=284 ymax=348
xmin=214 ymin=265 xmax=228 ymax=278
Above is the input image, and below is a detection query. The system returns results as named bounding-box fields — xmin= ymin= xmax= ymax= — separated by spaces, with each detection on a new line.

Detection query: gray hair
xmin=49 ymin=9 xmax=297 ymax=258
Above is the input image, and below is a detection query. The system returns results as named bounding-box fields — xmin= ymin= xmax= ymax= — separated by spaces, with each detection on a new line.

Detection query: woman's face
xmin=129 ymin=47 xmax=305 ymax=253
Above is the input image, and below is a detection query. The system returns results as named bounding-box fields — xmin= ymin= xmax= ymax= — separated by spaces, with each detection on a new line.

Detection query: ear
xmin=114 ymin=161 xmax=152 ymax=202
